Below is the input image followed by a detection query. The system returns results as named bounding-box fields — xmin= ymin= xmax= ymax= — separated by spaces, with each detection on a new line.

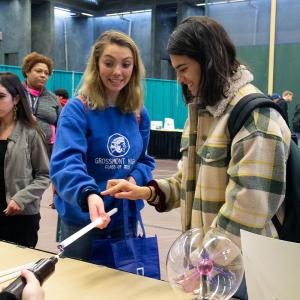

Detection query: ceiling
xmin=32 ymin=0 xmax=202 ymax=16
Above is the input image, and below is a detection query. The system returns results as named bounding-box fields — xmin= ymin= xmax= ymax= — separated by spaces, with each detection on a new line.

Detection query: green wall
xmin=274 ymin=43 xmax=300 ymax=126
xmin=237 ymin=43 xmax=300 ymax=127
xmin=2 ymin=42 xmax=300 ymax=129
xmin=237 ymin=45 xmax=269 ymax=93
xmin=144 ymin=78 xmax=186 ymax=129
xmin=0 ymin=65 xmax=82 ymax=101
xmin=0 ymin=65 xmax=187 ymax=129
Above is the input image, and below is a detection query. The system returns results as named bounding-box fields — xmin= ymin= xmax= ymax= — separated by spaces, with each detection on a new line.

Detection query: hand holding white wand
xmin=0 ymin=208 xmax=118 ymax=300
xmin=57 ymin=207 xmax=118 ymax=254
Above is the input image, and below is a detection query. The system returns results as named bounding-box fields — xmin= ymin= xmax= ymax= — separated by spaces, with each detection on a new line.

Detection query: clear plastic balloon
xmin=167 ymin=228 xmax=244 ymax=300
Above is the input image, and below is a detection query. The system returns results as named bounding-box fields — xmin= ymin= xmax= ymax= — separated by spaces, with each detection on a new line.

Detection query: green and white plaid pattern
xmin=156 ymin=84 xmax=291 ymax=247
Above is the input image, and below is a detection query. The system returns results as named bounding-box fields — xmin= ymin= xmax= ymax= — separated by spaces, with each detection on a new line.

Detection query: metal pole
xmin=120 ymin=15 xmax=132 ymax=37
xmin=63 ymin=17 xmax=68 ymax=71
xmin=72 ymin=71 xmax=75 ymax=97
xmin=268 ymin=0 xmax=277 ymax=95
xmin=205 ymin=0 xmax=208 ymax=16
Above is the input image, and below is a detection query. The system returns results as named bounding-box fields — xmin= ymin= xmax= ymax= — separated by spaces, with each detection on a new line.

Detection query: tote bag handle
xmin=122 ymin=200 xmax=146 ymax=239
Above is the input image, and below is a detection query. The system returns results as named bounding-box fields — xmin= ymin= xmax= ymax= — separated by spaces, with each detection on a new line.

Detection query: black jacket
xmin=276 ymin=98 xmax=289 ymax=125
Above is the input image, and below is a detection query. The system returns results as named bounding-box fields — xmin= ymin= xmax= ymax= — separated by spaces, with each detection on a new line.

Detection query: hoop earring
xmin=13 ymin=105 xmax=18 ymax=121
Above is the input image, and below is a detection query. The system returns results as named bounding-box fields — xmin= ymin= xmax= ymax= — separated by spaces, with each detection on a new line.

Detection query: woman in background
xmin=0 ymin=72 xmax=49 ymax=247
xmin=50 ymin=31 xmax=155 ymax=262
xmin=21 ymin=52 xmax=61 ymax=155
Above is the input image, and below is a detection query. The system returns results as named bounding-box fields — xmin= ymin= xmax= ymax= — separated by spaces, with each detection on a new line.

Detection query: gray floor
xmin=36 ymin=159 xmax=181 ymax=281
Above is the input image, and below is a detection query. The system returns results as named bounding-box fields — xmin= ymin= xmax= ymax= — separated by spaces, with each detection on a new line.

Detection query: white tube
xmin=58 ymin=208 xmax=118 ymax=251
xmin=0 ymin=271 xmax=21 ymax=284
xmin=0 ymin=262 xmax=34 ymax=278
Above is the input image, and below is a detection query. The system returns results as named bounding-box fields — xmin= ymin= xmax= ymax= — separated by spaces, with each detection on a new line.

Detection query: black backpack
xmin=228 ymin=93 xmax=300 ymax=243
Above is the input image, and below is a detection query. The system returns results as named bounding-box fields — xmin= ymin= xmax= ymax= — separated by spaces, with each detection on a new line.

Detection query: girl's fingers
xmin=106 ymin=179 xmax=124 ymax=189
xmin=113 ymin=191 xmax=137 ymax=200
xmin=102 ymin=181 xmax=130 ymax=196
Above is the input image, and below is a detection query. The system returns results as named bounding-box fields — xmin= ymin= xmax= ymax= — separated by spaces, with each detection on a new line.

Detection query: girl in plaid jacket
xmin=102 ymin=16 xmax=291 ymax=300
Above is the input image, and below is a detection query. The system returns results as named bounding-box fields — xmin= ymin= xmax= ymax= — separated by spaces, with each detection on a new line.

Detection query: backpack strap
xmin=228 ymin=93 xmax=287 ymax=139
xmin=77 ymin=95 xmax=88 ymax=110
xmin=136 ymin=112 xmax=141 ymax=126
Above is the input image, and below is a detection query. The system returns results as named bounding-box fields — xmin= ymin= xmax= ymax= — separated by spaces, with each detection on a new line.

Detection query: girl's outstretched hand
xmin=101 ymin=179 xmax=150 ymax=200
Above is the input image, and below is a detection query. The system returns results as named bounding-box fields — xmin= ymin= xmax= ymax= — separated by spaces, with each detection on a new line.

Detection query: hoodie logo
xmin=107 ymin=133 xmax=130 ymax=157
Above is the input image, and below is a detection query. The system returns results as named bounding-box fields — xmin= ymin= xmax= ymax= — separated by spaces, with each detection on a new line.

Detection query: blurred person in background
xmin=270 ymin=92 xmax=280 ymax=102
xmin=292 ymin=98 xmax=300 ymax=146
xmin=54 ymin=88 xmax=69 ymax=107
xmin=271 ymin=90 xmax=293 ymax=125
xmin=21 ymin=52 xmax=61 ymax=155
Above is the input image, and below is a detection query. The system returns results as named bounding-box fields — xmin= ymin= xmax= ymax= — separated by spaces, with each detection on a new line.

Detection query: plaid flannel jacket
xmin=155 ymin=82 xmax=291 ymax=247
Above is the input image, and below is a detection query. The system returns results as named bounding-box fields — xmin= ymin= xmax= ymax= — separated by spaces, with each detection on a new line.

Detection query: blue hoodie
xmin=50 ymin=97 xmax=155 ymax=228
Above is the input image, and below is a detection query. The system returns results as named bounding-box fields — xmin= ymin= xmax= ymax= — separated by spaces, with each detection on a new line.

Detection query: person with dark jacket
xmin=292 ymin=101 xmax=300 ymax=145
xmin=21 ymin=52 xmax=61 ymax=155
xmin=272 ymin=90 xmax=294 ymax=125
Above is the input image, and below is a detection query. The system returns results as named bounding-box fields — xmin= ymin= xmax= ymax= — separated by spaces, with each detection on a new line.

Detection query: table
xmin=0 ymin=241 xmax=175 ymax=300
xmin=0 ymin=242 xmax=239 ymax=300
xmin=148 ymin=129 xmax=183 ymax=160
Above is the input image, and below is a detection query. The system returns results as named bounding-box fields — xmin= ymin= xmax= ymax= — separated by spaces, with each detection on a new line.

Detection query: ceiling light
xmin=131 ymin=9 xmax=152 ymax=14
xmin=106 ymin=11 xmax=130 ymax=16
xmin=81 ymin=12 xmax=94 ymax=17
xmin=54 ymin=6 xmax=70 ymax=12
xmin=196 ymin=0 xmax=246 ymax=6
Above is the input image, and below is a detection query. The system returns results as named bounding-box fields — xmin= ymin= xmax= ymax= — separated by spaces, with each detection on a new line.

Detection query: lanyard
xmin=28 ymin=93 xmax=39 ymax=114
xmin=24 ymin=82 xmax=42 ymax=115
xmin=27 ymin=91 xmax=40 ymax=115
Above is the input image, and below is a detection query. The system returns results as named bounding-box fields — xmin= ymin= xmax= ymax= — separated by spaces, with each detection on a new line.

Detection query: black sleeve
xmin=0 ymin=292 xmax=18 ymax=300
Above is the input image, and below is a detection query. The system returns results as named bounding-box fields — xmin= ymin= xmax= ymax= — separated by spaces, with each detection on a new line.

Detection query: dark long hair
xmin=0 ymin=72 xmax=44 ymax=138
xmin=167 ymin=16 xmax=240 ymax=106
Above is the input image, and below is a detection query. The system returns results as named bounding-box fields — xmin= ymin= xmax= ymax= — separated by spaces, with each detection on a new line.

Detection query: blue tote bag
xmin=90 ymin=201 xmax=161 ymax=280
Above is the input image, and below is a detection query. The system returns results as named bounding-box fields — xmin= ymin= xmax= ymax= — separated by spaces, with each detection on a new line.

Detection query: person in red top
xmin=54 ymin=89 xmax=69 ymax=107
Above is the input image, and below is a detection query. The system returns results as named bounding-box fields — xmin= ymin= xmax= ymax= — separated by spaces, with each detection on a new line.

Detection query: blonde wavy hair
xmin=78 ymin=31 xmax=145 ymax=112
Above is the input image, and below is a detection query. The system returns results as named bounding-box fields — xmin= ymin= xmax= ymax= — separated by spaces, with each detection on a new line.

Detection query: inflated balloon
xmin=166 ymin=228 xmax=244 ymax=300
